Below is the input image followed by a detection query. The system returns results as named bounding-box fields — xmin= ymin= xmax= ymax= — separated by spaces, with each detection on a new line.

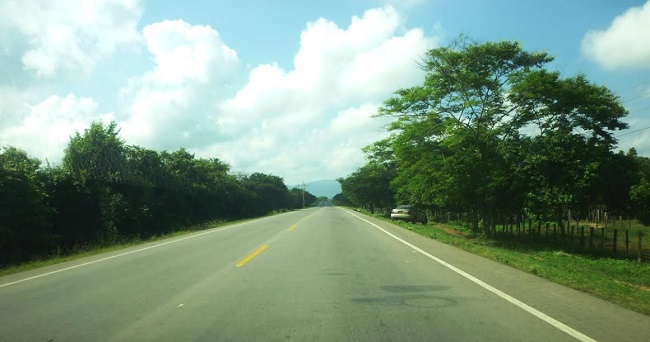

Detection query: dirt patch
xmin=614 ymin=279 xmax=650 ymax=292
xmin=438 ymin=226 xmax=467 ymax=237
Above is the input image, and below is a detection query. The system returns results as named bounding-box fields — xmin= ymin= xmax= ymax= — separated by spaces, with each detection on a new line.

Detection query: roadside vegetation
xmin=335 ymin=38 xmax=650 ymax=314
xmin=359 ymin=208 xmax=650 ymax=315
xmin=0 ymin=218 xmax=239 ymax=277
xmin=0 ymin=124 xmax=319 ymax=269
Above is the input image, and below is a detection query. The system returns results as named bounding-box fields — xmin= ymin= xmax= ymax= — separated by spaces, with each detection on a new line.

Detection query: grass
xmin=366 ymin=210 xmax=650 ymax=316
xmin=0 ymin=218 xmax=247 ymax=277
xmin=0 ymin=208 xmax=308 ymax=277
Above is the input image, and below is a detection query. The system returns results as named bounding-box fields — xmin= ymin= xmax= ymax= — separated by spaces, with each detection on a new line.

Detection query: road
xmin=1 ymin=204 xmax=648 ymax=341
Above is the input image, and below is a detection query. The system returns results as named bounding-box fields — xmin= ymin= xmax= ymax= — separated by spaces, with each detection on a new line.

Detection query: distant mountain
xmin=291 ymin=179 xmax=341 ymax=199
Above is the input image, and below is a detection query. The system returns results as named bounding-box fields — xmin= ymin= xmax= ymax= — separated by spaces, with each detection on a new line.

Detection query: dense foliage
xmin=338 ymin=39 xmax=649 ymax=234
xmin=0 ymin=122 xmax=317 ymax=266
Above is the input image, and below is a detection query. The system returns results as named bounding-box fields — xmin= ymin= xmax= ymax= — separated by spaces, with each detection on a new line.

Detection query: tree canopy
xmin=0 ymin=121 xmax=318 ymax=267
xmin=339 ymin=39 xmax=633 ymax=235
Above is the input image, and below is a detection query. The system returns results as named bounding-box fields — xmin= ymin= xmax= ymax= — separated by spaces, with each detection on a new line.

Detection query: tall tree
xmin=0 ymin=147 xmax=54 ymax=265
xmin=64 ymin=121 xmax=128 ymax=185
xmin=377 ymin=38 xmax=628 ymax=234
xmin=338 ymin=161 xmax=395 ymax=213
xmin=242 ymin=173 xmax=290 ymax=215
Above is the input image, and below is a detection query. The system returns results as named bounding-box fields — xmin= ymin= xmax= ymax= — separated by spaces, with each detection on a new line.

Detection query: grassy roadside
xmin=0 ymin=218 xmax=252 ymax=277
xmin=366 ymin=210 xmax=650 ymax=316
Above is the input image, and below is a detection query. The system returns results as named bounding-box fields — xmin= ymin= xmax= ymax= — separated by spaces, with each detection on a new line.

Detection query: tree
xmin=289 ymin=187 xmax=317 ymax=209
xmin=510 ymin=70 xmax=628 ymax=228
xmin=630 ymin=154 xmax=650 ymax=225
xmin=332 ymin=193 xmax=353 ymax=206
xmin=64 ymin=121 xmax=128 ymax=185
xmin=0 ymin=121 xmax=311 ymax=266
xmin=338 ymin=161 xmax=395 ymax=213
xmin=242 ymin=173 xmax=291 ymax=215
xmin=376 ymin=38 xmax=628 ymax=234
xmin=0 ymin=147 xmax=54 ymax=265
xmin=378 ymin=39 xmax=552 ymax=233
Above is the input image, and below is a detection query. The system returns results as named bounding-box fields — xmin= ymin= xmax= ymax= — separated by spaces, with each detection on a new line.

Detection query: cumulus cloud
xmin=119 ymin=20 xmax=242 ymax=150
xmin=0 ymin=0 xmax=142 ymax=78
xmin=1 ymin=4 xmax=437 ymax=184
xmin=0 ymin=94 xmax=114 ymax=163
xmin=581 ymin=1 xmax=650 ymax=70
xmin=204 ymin=5 xmax=435 ymax=183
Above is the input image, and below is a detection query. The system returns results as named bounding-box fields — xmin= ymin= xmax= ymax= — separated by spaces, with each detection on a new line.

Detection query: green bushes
xmin=0 ymin=122 xmax=314 ymax=267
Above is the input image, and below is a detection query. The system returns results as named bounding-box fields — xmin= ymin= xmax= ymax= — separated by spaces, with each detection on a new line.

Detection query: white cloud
xmin=0 ymin=94 xmax=114 ymax=163
xmin=142 ymin=20 xmax=240 ymax=84
xmin=0 ymin=0 xmax=143 ymax=77
xmin=205 ymin=6 xmax=434 ymax=183
xmin=0 ymin=87 xmax=30 ymax=128
xmin=328 ymin=104 xmax=380 ymax=136
xmin=581 ymin=1 xmax=650 ymax=70
xmin=119 ymin=20 xmax=242 ymax=150
xmin=0 ymin=4 xmax=437 ymax=184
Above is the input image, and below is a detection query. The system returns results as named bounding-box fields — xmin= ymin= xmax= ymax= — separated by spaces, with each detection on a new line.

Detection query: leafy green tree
xmin=0 ymin=147 xmax=54 ymax=265
xmin=0 ymin=120 xmax=318 ymax=266
xmin=630 ymin=154 xmax=650 ymax=225
xmin=510 ymin=70 xmax=628 ymax=228
xmin=64 ymin=121 xmax=128 ymax=185
xmin=242 ymin=173 xmax=291 ymax=215
xmin=289 ymin=187 xmax=317 ymax=208
xmin=338 ymin=161 xmax=395 ymax=213
xmin=378 ymin=39 xmax=551 ymax=233
xmin=332 ymin=193 xmax=353 ymax=206
xmin=61 ymin=121 xmax=131 ymax=243
xmin=376 ymin=38 xmax=628 ymax=234
xmin=43 ymin=166 xmax=101 ymax=248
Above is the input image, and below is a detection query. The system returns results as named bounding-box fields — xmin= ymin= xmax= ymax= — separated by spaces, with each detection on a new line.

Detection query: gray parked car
xmin=390 ymin=205 xmax=427 ymax=224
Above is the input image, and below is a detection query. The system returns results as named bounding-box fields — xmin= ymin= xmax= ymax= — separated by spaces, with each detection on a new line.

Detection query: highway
xmin=1 ymin=204 xmax=648 ymax=341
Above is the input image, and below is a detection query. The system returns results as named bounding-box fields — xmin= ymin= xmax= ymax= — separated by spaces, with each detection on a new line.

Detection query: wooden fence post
xmin=626 ymin=229 xmax=630 ymax=258
xmin=638 ymin=231 xmax=644 ymax=263
xmin=580 ymin=227 xmax=585 ymax=250
xmin=589 ymin=227 xmax=594 ymax=250
xmin=627 ymin=218 xmax=632 ymax=258
xmin=612 ymin=229 xmax=617 ymax=256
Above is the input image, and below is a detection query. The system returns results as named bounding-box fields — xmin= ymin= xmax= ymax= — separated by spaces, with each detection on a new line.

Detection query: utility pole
xmin=301 ymin=181 xmax=306 ymax=208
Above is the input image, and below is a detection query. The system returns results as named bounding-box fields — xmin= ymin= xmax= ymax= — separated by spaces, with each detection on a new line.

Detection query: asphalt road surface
xmin=1 ymin=204 xmax=649 ymax=341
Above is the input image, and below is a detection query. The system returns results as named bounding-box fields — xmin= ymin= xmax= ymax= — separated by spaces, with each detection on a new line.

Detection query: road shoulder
xmin=345 ymin=209 xmax=650 ymax=342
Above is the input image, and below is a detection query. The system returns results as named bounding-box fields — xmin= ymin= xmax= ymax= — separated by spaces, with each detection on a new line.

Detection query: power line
xmin=619 ymin=79 xmax=649 ymax=103
xmin=621 ymin=79 xmax=650 ymax=92
xmin=628 ymin=105 xmax=650 ymax=114
xmin=617 ymin=126 xmax=650 ymax=137
xmin=622 ymin=93 xmax=649 ymax=104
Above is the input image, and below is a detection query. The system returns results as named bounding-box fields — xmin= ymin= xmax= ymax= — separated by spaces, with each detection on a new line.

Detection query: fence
xmin=491 ymin=218 xmax=650 ymax=262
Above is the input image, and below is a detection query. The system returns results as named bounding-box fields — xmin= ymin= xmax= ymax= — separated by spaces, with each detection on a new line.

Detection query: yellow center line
xmin=287 ymin=209 xmax=321 ymax=232
xmin=298 ymin=209 xmax=321 ymax=223
xmin=236 ymin=244 xmax=269 ymax=267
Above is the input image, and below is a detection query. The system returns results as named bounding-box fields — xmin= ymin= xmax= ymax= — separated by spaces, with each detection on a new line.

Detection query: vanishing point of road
xmin=1 ymin=203 xmax=648 ymax=341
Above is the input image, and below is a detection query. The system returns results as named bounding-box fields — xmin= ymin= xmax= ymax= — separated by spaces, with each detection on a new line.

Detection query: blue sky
xmin=1 ymin=0 xmax=649 ymax=184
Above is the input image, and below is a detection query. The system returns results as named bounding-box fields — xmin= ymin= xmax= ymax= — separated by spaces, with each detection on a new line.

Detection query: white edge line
xmin=343 ymin=208 xmax=597 ymax=342
xmin=0 ymin=217 xmax=270 ymax=288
